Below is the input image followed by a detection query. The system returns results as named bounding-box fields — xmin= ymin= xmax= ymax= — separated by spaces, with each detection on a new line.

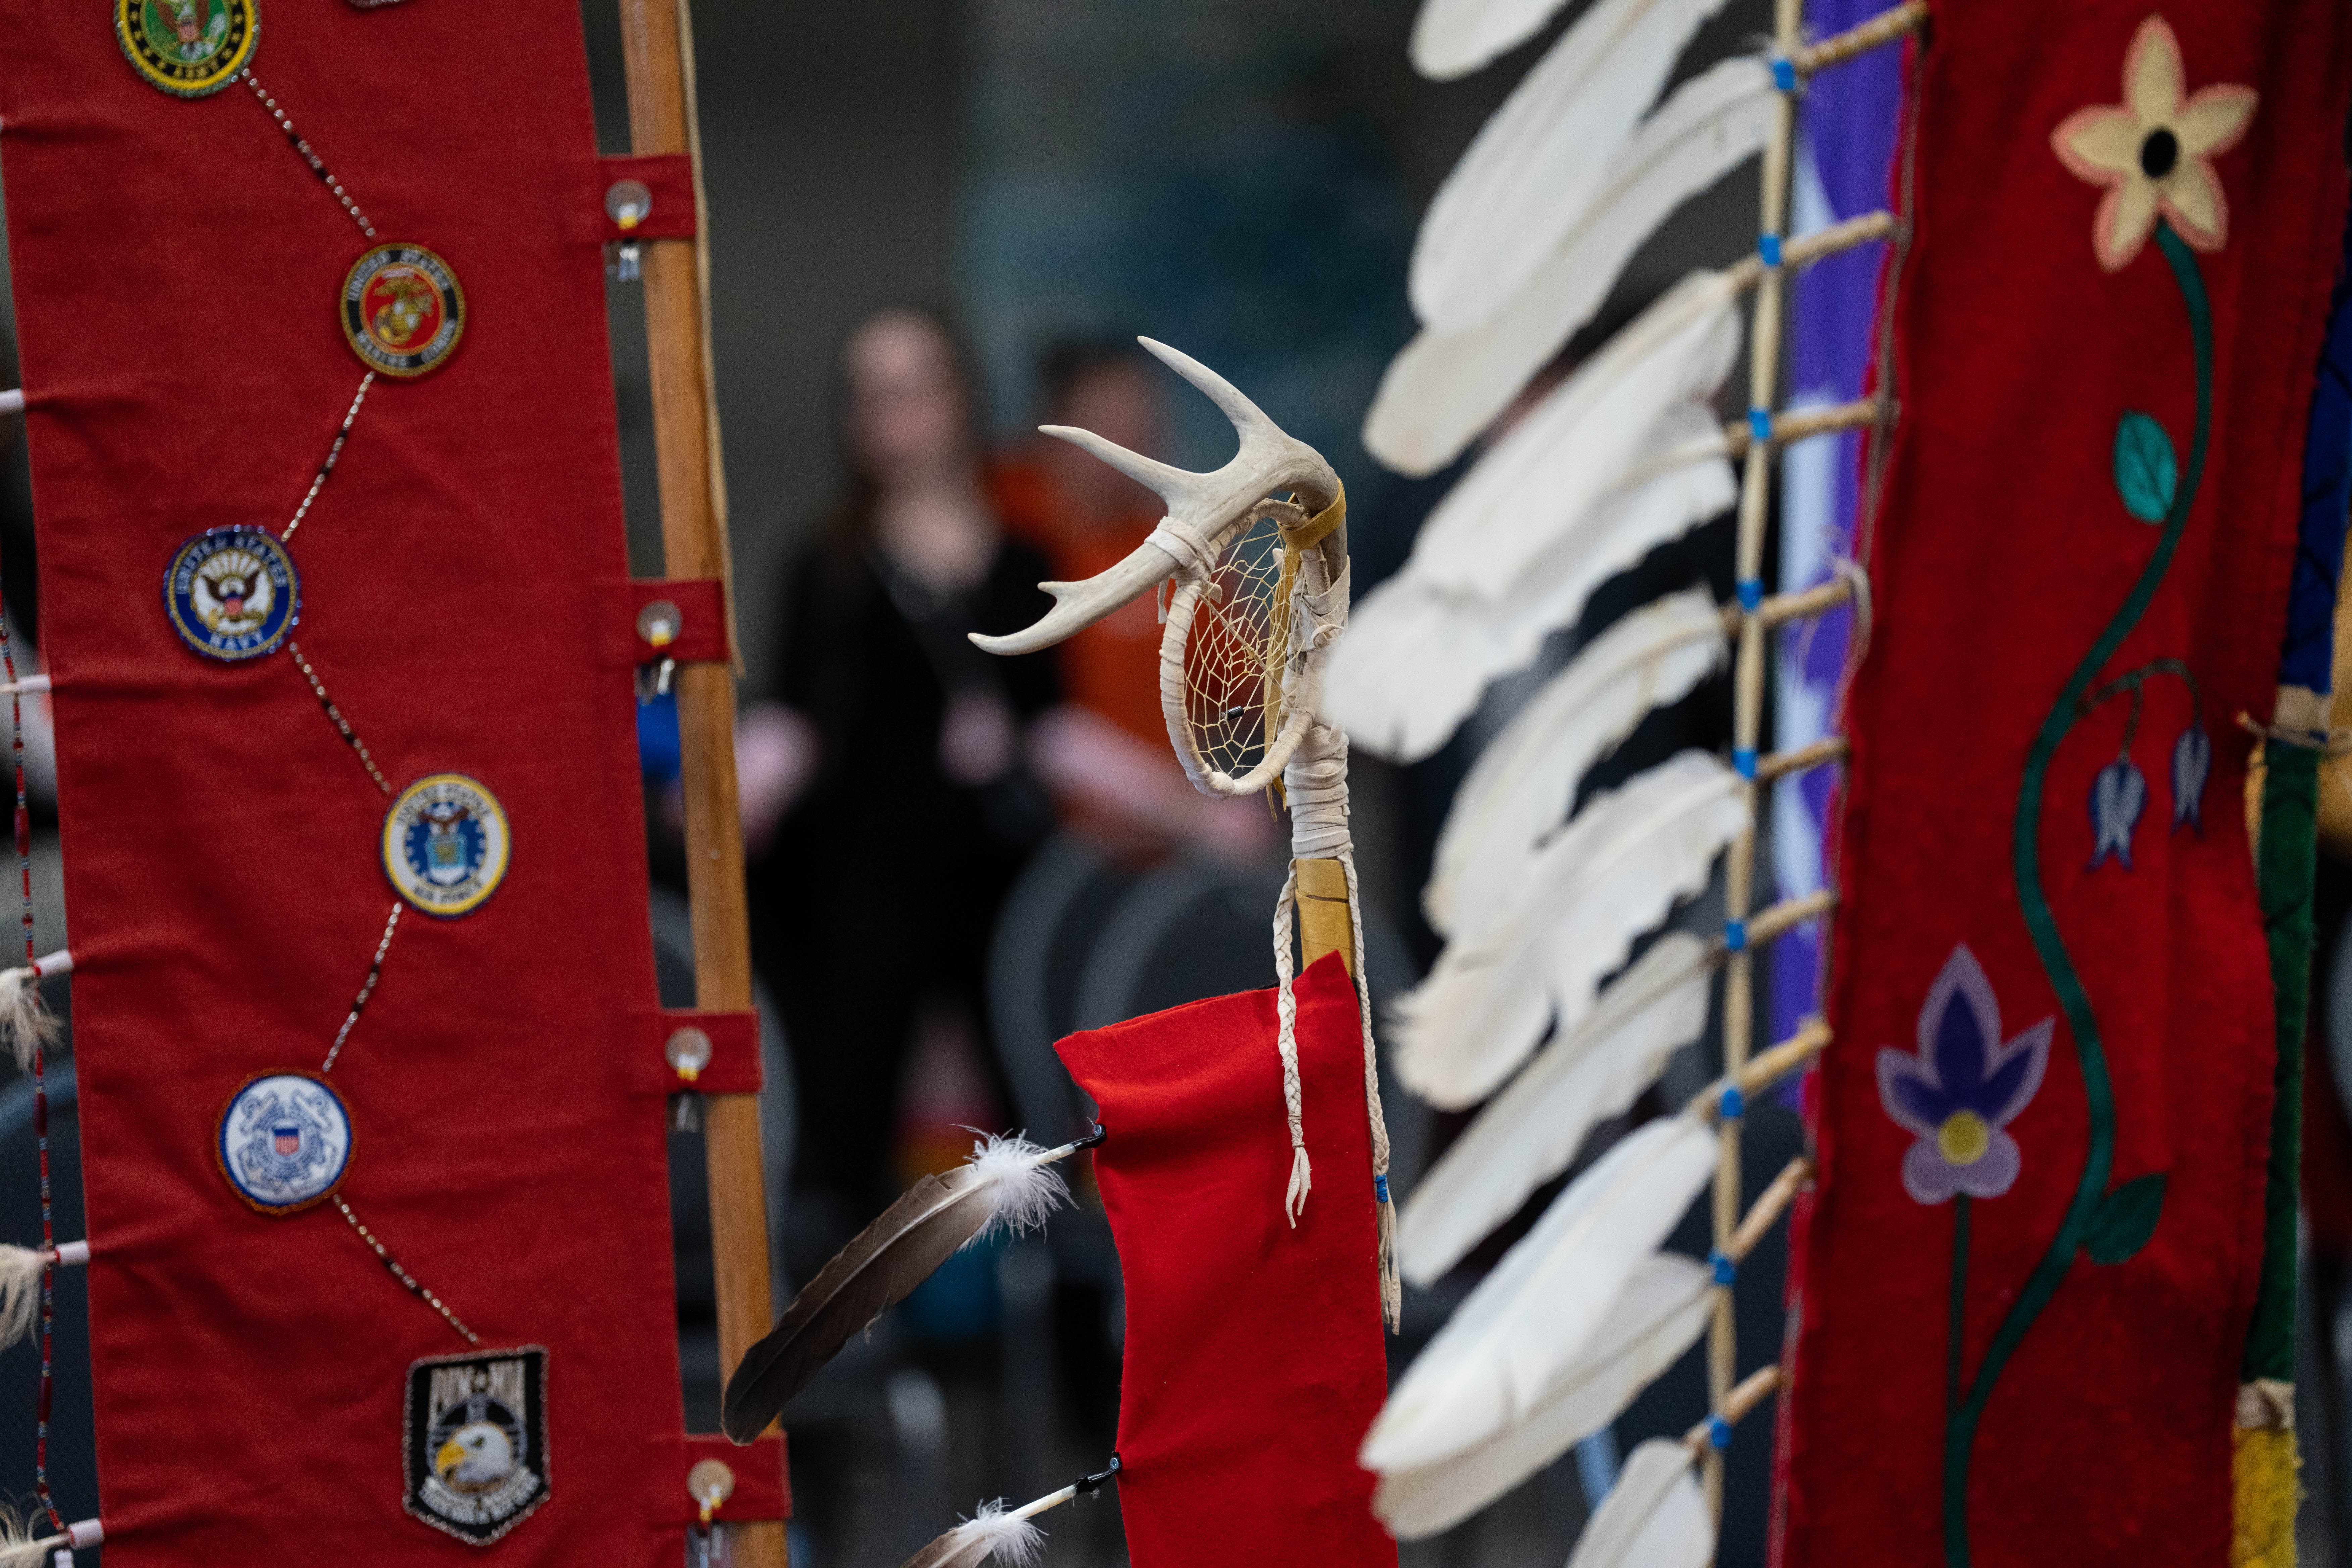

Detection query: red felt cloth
xmin=1774 ymin=6 xmax=2351 ymax=1565
xmin=1057 ymin=952 xmax=1394 ymax=1568
xmin=0 ymin=4 xmax=692 ymax=1562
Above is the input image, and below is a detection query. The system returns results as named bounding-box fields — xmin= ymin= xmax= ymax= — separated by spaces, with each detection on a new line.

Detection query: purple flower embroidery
xmin=2171 ymin=724 xmax=2209 ymax=830
xmin=1877 ymin=945 xmax=2054 ymax=1204
xmin=2088 ymin=756 xmax=2146 ymax=868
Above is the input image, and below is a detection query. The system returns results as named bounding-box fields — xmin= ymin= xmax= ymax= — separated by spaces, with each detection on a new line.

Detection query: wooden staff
xmin=617 ymin=5 xmax=788 ymax=1566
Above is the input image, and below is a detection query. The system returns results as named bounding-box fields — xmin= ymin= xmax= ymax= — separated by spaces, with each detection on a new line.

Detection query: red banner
xmin=0 ymin=4 xmax=694 ymax=1560
xmin=1776 ymin=4 xmax=2350 ymax=1564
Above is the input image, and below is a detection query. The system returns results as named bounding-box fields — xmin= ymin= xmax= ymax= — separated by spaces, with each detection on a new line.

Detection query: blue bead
xmin=1733 ymin=749 xmax=1758 ymax=781
xmin=1710 ymin=1417 xmax=1734 ymax=1450
xmin=1737 ymin=577 xmax=1764 ymax=612
xmin=1710 ymin=1251 xmax=1737 ymax=1286
xmin=1724 ymin=917 xmax=1748 ymax=950
xmin=1759 ymin=233 xmax=1783 ymax=267
xmin=1771 ymin=56 xmax=1797 ymax=92
xmin=1748 ymin=407 xmax=1773 ymax=443
xmin=1720 ymin=1085 xmax=1746 ymax=1120
xmin=1375 ymin=1175 xmax=1390 ymax=1203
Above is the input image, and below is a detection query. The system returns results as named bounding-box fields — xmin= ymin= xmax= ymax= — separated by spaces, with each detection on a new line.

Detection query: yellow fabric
xmin=2231 ymin=1424 xmax=2300 ymax=1568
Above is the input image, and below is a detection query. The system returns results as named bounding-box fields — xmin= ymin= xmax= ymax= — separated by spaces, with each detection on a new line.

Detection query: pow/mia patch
xmin=341 ymin=245 xmax=465 ymax=378
xmin=163 ymin=526 xmax=297 ymax=662
xmin=404 ymin=1347 xmax=550 ymax=1545
xmin=216 ymin=1071 xmax=351 ymax=1214
xmin=383 ymin=774 xmax=510 ymax=917
xmin=116 ymin=0 xmax=258 ymax=99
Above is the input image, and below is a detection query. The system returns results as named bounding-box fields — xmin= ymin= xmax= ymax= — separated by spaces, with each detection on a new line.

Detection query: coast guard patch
xmin=116 ymin=0 xmax=257 ymax=99
xmin=383 ymin=774 xmax=509 ymax=917
xmin=163 ymin=527 xmax=296 ymax=662
xmin=404 ymin=1347 xmax=550 ymax=1545
xmin=341 ymin=245 xmax=465 ymax=378
xmin=216 ymin=1071 xmax=351 ymax=1214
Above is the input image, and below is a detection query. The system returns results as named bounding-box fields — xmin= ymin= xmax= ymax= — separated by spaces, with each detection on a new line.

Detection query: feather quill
xmin=1391 ymin=751 xmax=1744 ymax=1108
xmin=1425 ymin=588 xmax=1726 ymax=930
xmin=1412 ymin=0 xmax=1734 ymax=331
xmin=1327 ymin=408 xmax=1734 ymax=763
xmin=1563 ymin=1437 xmax=1714 ymax=1568
xmin=897 ymin=1501 xmax=1047 ymax=1568
xmin=1366 ymin=58 xmax=1776 ymax=475
xmin=1399 ymin=932 xmax=1711 ymax=1281
xmin=1373 ymin=1254 xmax=1714 ymax=1537
xmin=1411 ymin=278 xmax=1739 ymax=600
xmin=723 ymin=1134 xmax=1071 ymax=1440
xmin=1361 ymin=1112 xmax=1719 ymax=1470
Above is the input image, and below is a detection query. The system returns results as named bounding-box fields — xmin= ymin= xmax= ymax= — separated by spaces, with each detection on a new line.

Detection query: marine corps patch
xmin=216 ymin=1071 xmax=351 ymax=1214
xmin=383 ymin=774 xmax=510 ymax=917
xmin=403 ymin=1347 xmax=550 ymax=1546
xmin=164 ymin=526 xmax=296 ymax=663
xmin=341 ymin=245 xmax=466 ymax=378
xmin=116 ymin=0 xmax=257 ymax=99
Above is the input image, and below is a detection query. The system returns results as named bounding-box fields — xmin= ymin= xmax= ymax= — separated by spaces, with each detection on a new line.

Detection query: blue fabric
xmin=2280 ymin=201 xmax=2352 ymax=693
xmin=637 ymin=689 xmax=682 ymax=782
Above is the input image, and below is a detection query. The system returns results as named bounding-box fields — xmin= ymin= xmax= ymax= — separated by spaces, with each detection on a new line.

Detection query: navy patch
xmin=164 ymin=527 xmax=297 ymax=662
xmin=341 ymin=245 xmax=466 ymax=378
xmin=216 ymin=1071 xmax=351 ymax=1215
xmin=383 ymin=774 xmax=510 ymax=917
xmin=404 ymin=1347 xmax=551 ymax=1545
xmin=116 ymin=0 xmax=257 ymax=99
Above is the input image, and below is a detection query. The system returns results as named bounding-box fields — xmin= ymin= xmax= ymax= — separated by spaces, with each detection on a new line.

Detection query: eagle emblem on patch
xmin=163 ymin=527 xmax=297 ymax=662
xmin=216 ymin=1071 xmax=351 ymax=1214
xmin=341 ymin=244 xmax=466 ymax=378
xmin=404 ymin=1347 xmax=550 ymax=1545
xmin=116 ymin=0 xmax=257 ymax=99
xmin=383 ymin=774 xmax=510 ymax=917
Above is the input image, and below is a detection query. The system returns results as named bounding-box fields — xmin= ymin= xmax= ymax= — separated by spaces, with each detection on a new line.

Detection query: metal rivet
xmin=665 ymin=1026 xmax=713 ymax=1082
xmin=606 ymin=178 xmax=653 ymax=232
xmin=638 ymin=599 xmax=682 ymax=649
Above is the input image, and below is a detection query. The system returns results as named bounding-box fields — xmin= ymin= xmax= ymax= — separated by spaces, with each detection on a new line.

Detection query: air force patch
xmin=216 ymin=1071 xmax=351 ymax=1214
xmin=383 ymin=774 xmax=510 ymax=917
xmin=404 ymin=1347 xmax=550 ymax=1545
xmin=164 ymin=526 xmax=297 ymax=662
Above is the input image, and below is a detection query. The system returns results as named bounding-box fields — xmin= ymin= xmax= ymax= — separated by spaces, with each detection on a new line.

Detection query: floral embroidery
xmin=2051 ymin=16 xmax=2258 ymax=271
xmin=2087 ymin=757 xmax=2147 ymax=869
xmin=1877 ymin=946 xmax=2053 ymax=1205
xmin=2170 ymin=722 xmax=2210 ymax=829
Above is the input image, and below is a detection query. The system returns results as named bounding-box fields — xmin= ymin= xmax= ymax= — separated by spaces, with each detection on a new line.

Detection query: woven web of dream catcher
xmin=1182 ymin=513 xmax=1291 ymax=790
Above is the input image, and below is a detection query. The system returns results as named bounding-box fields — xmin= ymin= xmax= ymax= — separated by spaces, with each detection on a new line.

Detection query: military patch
xmin=163 ymin=526 xmax=297 ymax=662
xmin=216 ymin=1071 xmax=351 ymax=1214
xmin=383 ymin=774 xmax=510 ymax=917
xmin=116 ymin=0 xmax=258 ymax=99
xmin=403 ymin=1347 xmax=550 ymax=1545
xmin=341 ymin=244 xmax=466 ymax=378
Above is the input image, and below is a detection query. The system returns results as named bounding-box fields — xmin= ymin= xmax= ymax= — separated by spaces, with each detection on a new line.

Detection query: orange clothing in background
xmin=993 ymin=459 xmax=1168 ymax=746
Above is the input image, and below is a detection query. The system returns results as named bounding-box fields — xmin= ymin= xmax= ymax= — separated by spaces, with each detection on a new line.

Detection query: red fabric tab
xmin=1775 ymin=7 xmax=2352 ymax=1565
xmin=1056 ymin=953 xmax=1393 ymax=1568
xmin=596 ymin=579 xmax=730 ymax=667
xmin=669 ymin=1434 xmax=790 ymax=1523
xmin=637 ymin=1010 xmax=762 ymax=1096
xmin=0 ymin=3 xmax=698 ymax=1562
xmin=595 ymin=154 xmax=698 ymax=241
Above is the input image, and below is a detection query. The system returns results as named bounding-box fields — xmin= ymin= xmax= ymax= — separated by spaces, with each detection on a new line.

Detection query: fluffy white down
xmin=943 ymin=1501 xmax=1047 ymax=1568
xmin=963 ymin=1134 xmax=1073 ymax=1246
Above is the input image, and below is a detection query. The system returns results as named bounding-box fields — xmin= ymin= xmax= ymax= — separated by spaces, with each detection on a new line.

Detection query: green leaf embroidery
xmin=2113 ymin=412 xmax=2178 ymax=524
xmin=2084 ymin=1172 xmax=2167 ymax=1265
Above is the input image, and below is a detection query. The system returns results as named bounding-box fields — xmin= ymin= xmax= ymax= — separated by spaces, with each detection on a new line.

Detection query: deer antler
xmin=969 ymin=338 xmax=1341 ymax=656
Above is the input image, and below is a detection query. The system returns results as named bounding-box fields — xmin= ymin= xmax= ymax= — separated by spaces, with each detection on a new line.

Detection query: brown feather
xmin=722 ymin=1164 xmax=996 ymax=1440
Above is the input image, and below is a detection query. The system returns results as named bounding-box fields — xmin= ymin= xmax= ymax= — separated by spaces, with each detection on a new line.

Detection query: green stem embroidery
xmin=1942 ymin=222 xmax=2212 ymax=1568
xmin=1946 ymin=1193 xmax=1971 ymax=1420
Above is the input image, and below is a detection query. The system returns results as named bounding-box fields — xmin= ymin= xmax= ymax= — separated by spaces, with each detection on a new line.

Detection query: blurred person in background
xmin=993 ymin=338 xmax=1275 ymax=862
xmin=742 ymin=307 xmax=1062 ymax=1238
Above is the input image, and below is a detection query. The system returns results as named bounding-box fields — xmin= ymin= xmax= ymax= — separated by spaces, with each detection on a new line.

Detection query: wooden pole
xmin=616 ymin=5 xmax=788 ymax=1565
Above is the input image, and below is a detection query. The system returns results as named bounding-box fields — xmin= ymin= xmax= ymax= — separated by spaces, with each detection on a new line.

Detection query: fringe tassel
xmin=1271 ymin=867 xmax=1313 ymax=1225
xmin=0 ymin=964 xmax=58 ymax=1076
xmin=2231 ymin=1423 xmax=2299 ymax=1568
